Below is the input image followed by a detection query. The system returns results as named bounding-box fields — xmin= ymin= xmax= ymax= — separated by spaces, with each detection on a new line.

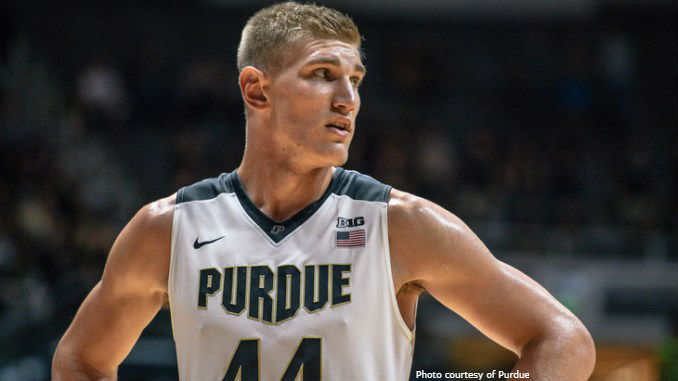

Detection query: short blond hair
xmin=237 ymin=2 xmax=361 ymax=75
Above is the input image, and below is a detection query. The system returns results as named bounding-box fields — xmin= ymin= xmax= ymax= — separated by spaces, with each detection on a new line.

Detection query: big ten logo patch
xmin=336 ymin=216 xmax=365 ymax=228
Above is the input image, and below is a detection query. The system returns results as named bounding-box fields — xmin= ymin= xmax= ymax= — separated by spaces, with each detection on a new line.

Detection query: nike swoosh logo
xmin=193 ymin=236 xmax=225 ymax=249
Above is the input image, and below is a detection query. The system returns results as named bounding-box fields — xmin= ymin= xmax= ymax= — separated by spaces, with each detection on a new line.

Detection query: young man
xmin=52 ymin=2 xmax=595 ymax=380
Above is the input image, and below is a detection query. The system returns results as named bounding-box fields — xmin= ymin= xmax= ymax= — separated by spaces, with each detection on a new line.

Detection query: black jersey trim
xmin=176 ymin=168 xmax=391 ymax=244
xmin=227 ymin=168 xmax=345 ymax=243
xmin=176 ymin=173 xmax=233 ymax=204
xmin=332 ymin=169 xmax=392 ymax=203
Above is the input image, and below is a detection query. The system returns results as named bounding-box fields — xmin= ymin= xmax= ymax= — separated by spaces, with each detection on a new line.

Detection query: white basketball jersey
xmin=168 ymin=168 xmax=415 ymax=381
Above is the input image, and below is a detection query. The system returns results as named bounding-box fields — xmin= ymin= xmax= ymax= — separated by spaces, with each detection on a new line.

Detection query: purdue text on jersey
xmin=197 ymin=264 xmax=352 ymax=324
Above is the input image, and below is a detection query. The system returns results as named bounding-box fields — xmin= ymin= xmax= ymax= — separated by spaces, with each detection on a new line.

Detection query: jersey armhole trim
xmin=176 ymin=187 xmax=185 ymax=204
xmin=383 ymin=185 xmax=393 ymax=203
xmin=167 ymin=202 xmax=183 ymax=338
xmin=381 ymin=204 xmax=415 ymax=342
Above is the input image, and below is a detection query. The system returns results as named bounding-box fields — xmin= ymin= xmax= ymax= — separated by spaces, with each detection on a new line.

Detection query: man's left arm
xmin=388 ymin=189 xmax=595 ymax=380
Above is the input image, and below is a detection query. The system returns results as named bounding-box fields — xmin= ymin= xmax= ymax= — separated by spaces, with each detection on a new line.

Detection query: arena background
xmin=1 ymin=0 xmax=676 ymax=379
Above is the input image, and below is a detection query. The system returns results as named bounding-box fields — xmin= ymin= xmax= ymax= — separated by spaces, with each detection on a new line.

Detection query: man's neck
xmin=237 ymin=160 xmax=335 ymax=223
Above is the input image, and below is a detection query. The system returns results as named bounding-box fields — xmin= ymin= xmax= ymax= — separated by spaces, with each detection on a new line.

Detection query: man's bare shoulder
xmin=387 ymin=189 xmax=471 ymax=286
xmin=114 ymin=192 xmax=177 ymax=258
xmin=387 ymin=188 xmax=464 ymax=247
xmin=138 ymin=193 xmax=176 ymax=228
xmin=102 ymin=193 xmax=176 ymax=293
xmin=116 ymin=193 xmax=175 ymax=256
xmin=387 ymin=188 xmax=503 ymax=288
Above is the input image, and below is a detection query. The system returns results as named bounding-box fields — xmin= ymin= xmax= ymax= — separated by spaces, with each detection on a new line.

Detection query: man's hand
xmin=388 ymin=189 xmax=595 ymax=380
xmin=51 ymin=195 xmax=175 ymax=380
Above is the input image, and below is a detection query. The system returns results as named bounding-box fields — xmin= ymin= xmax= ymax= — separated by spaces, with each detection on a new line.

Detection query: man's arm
xmin=52 ymin=195 xmax=175 ymax=380
xmin=388 ymin=189 xmax=595 ymax=380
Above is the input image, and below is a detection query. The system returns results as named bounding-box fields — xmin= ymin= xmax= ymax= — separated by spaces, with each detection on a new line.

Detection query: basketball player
xmin=52 ymin=3 xmax=595 ymax=380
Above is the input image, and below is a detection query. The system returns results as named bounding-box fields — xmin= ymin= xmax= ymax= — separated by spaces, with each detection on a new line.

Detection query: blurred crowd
xmin=0 ymin=1 xmax=676 ymax=378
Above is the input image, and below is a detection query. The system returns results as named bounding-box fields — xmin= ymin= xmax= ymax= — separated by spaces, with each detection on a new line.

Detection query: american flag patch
xmin=336 ymin=229 xmax=366 ymax=247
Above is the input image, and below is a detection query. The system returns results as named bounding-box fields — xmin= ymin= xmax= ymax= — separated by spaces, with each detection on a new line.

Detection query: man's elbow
xmin=560 ymin=318 xmax=596 ymax=378
xmin=52 ymin=342 xmax=114 ymax=381
xmin=51 ymin=344 xmax=82 ymax=381
xmin=576 ymin=323 xmax=596 ymax=376
xmin=51 ymin=340 xmax=72 ymax=380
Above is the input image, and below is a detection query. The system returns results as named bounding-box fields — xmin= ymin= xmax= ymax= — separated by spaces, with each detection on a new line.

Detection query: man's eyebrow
xmin=305 ymin=56 xmax=366 ymax=74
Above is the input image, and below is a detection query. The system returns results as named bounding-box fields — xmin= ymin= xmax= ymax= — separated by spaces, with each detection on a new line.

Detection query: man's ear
xmin=239 ymin=67 xmax=269 ymax=111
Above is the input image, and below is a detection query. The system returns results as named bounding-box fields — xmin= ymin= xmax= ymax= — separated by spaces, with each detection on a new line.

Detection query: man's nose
xmin=331 ymin=77 xmax=358 ymax=115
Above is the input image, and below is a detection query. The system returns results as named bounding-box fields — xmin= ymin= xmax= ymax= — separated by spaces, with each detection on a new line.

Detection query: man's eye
xmin=313 ymin=68 xmax=330 ymax=79
xmin=350 ymin=76 xmax=362 ymax=87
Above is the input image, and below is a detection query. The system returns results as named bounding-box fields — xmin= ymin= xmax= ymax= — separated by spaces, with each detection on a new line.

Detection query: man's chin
xmin=317 ymin=148 xmax=349 ymax=168
xmin=321 ymin=156 xmax=348 ymax=169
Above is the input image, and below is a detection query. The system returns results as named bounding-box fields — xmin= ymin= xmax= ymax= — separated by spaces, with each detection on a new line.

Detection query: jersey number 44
xmin=224 ymin=337 xmax=321 ymax=381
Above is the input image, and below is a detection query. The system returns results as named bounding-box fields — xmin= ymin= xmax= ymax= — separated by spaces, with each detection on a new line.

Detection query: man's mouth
xmin=325 ymin=122 xmax=349 ymax=131
xmin=325 ymin=117 xmax=352 ymax=136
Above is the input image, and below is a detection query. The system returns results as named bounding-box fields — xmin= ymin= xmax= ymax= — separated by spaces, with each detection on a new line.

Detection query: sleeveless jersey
xmin=168 ymin=168 xmax=415 ymax=381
